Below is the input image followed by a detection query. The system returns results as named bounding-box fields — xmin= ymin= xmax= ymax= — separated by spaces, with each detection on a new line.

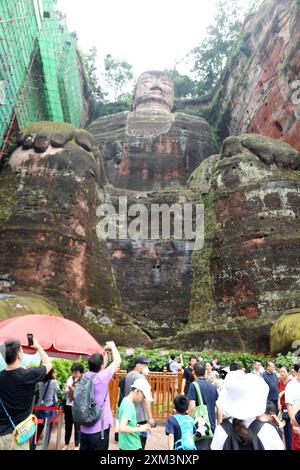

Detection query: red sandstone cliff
xmin=218 ymin=0 xmax=300 ymax=150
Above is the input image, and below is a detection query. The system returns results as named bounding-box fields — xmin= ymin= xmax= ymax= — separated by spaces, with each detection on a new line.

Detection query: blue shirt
xmin=187 ymin=379 xmax=218 ymax=432
xmin=262 ymin=371 xmax=279 ymax=401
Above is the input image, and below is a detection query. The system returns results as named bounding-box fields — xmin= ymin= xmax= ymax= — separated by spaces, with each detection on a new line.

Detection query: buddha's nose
xmin=150 ymin=85 xmax=163 ymax=93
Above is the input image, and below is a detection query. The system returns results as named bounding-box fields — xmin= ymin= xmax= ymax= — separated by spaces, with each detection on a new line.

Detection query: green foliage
xmin=274 ymin=352 xmax=298 ymax=369
xmin=52 ymin=359 xmax=87 ymax=388
xmin=51 ymin=350 xmax=298 ymax=388
xmin=96 ymin=98 xmax=132 ymax=118
xmin=166 ymin=69 xmax=197 ymax=99
xmin=190 ymin=0 xmax=262 ymax=96
xmin=104 ymin=54 xmax=133 ymax=102
xmin=79 ymin=47 xmax=104 ymax=122
xmin=116 ymin=348 xmax=297 ymax=373
xmin=78 ymin=49 xmax=134 ymax=120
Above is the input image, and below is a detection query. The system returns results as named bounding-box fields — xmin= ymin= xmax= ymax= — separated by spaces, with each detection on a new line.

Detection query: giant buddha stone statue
xmin=0 ymin=122 xmax=150 ymax=346
xmin=1 ymin=70 xmax=299 ymax=352
xmin=89 ymin=70 xmax=216 ymax=191
xmin=2 ymin=71 xmax=216 ymax=342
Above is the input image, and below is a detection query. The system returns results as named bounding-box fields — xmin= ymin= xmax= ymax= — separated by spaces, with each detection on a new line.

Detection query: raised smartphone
xmin=27 ymin=333 xmax=34 ymax=346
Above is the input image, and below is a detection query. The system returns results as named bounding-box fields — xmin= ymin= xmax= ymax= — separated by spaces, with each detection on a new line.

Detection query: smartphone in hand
xmin=27 ymin=333 xmax=34 ymax=346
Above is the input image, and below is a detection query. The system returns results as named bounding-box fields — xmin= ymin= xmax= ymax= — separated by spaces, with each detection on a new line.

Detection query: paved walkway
xmin=44 ymin=421 xmax=168 ymax=451
xmin=109 ymin=423 xmax=168 ymax=451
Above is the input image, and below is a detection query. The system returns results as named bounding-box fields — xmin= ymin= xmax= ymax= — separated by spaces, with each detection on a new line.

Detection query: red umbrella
xmin=0 ymin=315 xmax=103 ymax=359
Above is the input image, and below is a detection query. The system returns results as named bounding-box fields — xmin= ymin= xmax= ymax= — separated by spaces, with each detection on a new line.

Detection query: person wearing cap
xmin=124 ymin=356 xmax=155 ymax=449
xmin=211 ymin=370 xmax=284 ymax=450
xmin=118 ymin=378 xmax=153 ymax=451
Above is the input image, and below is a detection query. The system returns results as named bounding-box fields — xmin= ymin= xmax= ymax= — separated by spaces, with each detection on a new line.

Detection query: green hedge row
xmin=52 ymin=349 xmax=298 ymax=387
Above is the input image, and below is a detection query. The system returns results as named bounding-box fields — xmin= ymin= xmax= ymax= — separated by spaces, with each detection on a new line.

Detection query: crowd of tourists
xmin=0 ymin=337 xmax=300 ymax=451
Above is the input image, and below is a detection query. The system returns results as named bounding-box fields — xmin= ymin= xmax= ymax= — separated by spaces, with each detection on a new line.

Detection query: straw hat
xmin=218 ymin=370 xmax=269 ymax=420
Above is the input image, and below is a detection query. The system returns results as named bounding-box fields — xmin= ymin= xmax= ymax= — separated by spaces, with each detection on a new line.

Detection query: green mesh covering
xmin=0 ymin=0 xmax=84 ymax=149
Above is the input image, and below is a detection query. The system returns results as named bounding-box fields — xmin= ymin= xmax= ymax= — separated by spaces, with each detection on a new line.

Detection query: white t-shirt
xmin=285 ymin=379 xmax=300 ymax=406
xmin=211 ymin=419 xmax=284 ymax=450
xmin=65 ymin=375 xmax=79 ymax=407
xmin=169 ymin=361 xmax=180 ymax=374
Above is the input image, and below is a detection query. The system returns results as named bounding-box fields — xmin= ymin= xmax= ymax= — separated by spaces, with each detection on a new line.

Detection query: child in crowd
xmin=165 ymin=395 xmax=196 ymax=450
xmin=118 ymin=378 xmax=152 ymax=451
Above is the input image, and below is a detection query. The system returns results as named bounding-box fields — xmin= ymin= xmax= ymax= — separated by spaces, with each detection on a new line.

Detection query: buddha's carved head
xmin=133 ymin=71 xmax=174 ymax=113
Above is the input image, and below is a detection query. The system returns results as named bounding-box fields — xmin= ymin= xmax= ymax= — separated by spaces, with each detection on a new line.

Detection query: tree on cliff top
xmin=166 ymin=69 xmax=197 ymax=99
xmin=190 ymin=0 xmax=263 ymax=96
xmin=103 ymin=54 xmax=134 ymax=102
xmin=79 ymin=46 xmax=105 ymax=122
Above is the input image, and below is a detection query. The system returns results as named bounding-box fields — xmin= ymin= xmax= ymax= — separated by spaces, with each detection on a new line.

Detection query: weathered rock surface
xmin=87 ymin=71 xmax=217 ymax=340
xmin=105 ymin=189 xmax=195 ymax=339
xmin=2 ymin=47 xmax=300 ymax=353
xmin=215 ymin=0 xmax=300 ymax=149
xmin=0 ymin=124 xmax=151 ymax=346
xmin=183 ymin=134 xmax=300 ymax=352
xmin=0 ymin=71 xmax=217 ymax=348
xmin=89 ymin=111 xmax=216 ymax=191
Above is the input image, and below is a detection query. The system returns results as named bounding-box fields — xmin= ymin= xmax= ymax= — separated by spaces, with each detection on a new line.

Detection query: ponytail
xmin=232 ymin=418 xmax=252 ymax=445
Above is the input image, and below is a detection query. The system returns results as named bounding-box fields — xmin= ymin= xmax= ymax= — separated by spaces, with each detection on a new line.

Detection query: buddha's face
xmin=133 ymin=71 xmax=174 ymax=112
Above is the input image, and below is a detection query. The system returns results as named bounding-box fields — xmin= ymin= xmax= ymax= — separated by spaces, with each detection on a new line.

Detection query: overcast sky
xmin=55 ymin=0 xmax=218 ymax=79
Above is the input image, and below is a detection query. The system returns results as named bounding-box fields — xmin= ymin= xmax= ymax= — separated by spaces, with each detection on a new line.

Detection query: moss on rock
xmin=0 ymin=293 xmax=62 ymax=322
xmin=0 ymin=171 xmax=18 ymax=224
xmin=189 ymin=192 xmax=216 ymax=325
xmin=82 ymin=309 xmax=152 ymax=348
xmin=270 ymin=309 xmax=300 ymax=354
xmin=21 ymin=121 xmax=75 ymax=138
xmin=175 ymin=317 xmax=272 ymax=353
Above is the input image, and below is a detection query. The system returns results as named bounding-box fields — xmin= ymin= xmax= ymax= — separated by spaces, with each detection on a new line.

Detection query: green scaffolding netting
xmin=0 ymin=0 xmax=84 ymax=149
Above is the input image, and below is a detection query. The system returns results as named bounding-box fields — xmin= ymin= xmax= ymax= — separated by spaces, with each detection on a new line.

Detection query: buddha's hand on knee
xmin=17 ymin=121 xmax=93 ymax=153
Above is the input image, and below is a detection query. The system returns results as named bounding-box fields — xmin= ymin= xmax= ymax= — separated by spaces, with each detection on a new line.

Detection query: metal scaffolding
xmin=0 ymin=0 xmax=84 ymax=157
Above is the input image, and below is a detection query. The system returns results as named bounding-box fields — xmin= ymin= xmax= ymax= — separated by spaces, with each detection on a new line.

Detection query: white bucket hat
xmin=218 ymin=370 xmax=269 ymax=420
xmin=132 ymin=378 xmax=154 ymax=402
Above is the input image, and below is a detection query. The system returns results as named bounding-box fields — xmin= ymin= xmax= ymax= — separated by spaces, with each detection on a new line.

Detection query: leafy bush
xmin=273 ymin=352 xmax=298 ymax=369
xmin=118 ymin=348 xmax=271 ymax=373
xmin=119 ymin=348 xmax=300 ymax=373
xmin=96 ymin=100 xmax=131 ymax=117
xmin=52 ymin=359 xmax=87 ymax=387
xmin=51 ymin=349 xmax=299 ymax=387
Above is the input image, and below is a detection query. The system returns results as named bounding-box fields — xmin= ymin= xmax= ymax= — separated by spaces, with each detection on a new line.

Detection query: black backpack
xmin=72 ymin=374 xmax=107 ymax=428
xmin=220 ymin=419 xmax=280 ymax=450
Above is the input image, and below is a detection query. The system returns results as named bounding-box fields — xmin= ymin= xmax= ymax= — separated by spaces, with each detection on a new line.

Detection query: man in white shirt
xmin=252 ymin=360 xmax=264 ymax=376
xmin=285 ymin=363 xmax=300 ymax=451
xmin=169 ymin=354 xmax=183 ymax=399
xmin=169 ymin=354 xmax=183 ymax=374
